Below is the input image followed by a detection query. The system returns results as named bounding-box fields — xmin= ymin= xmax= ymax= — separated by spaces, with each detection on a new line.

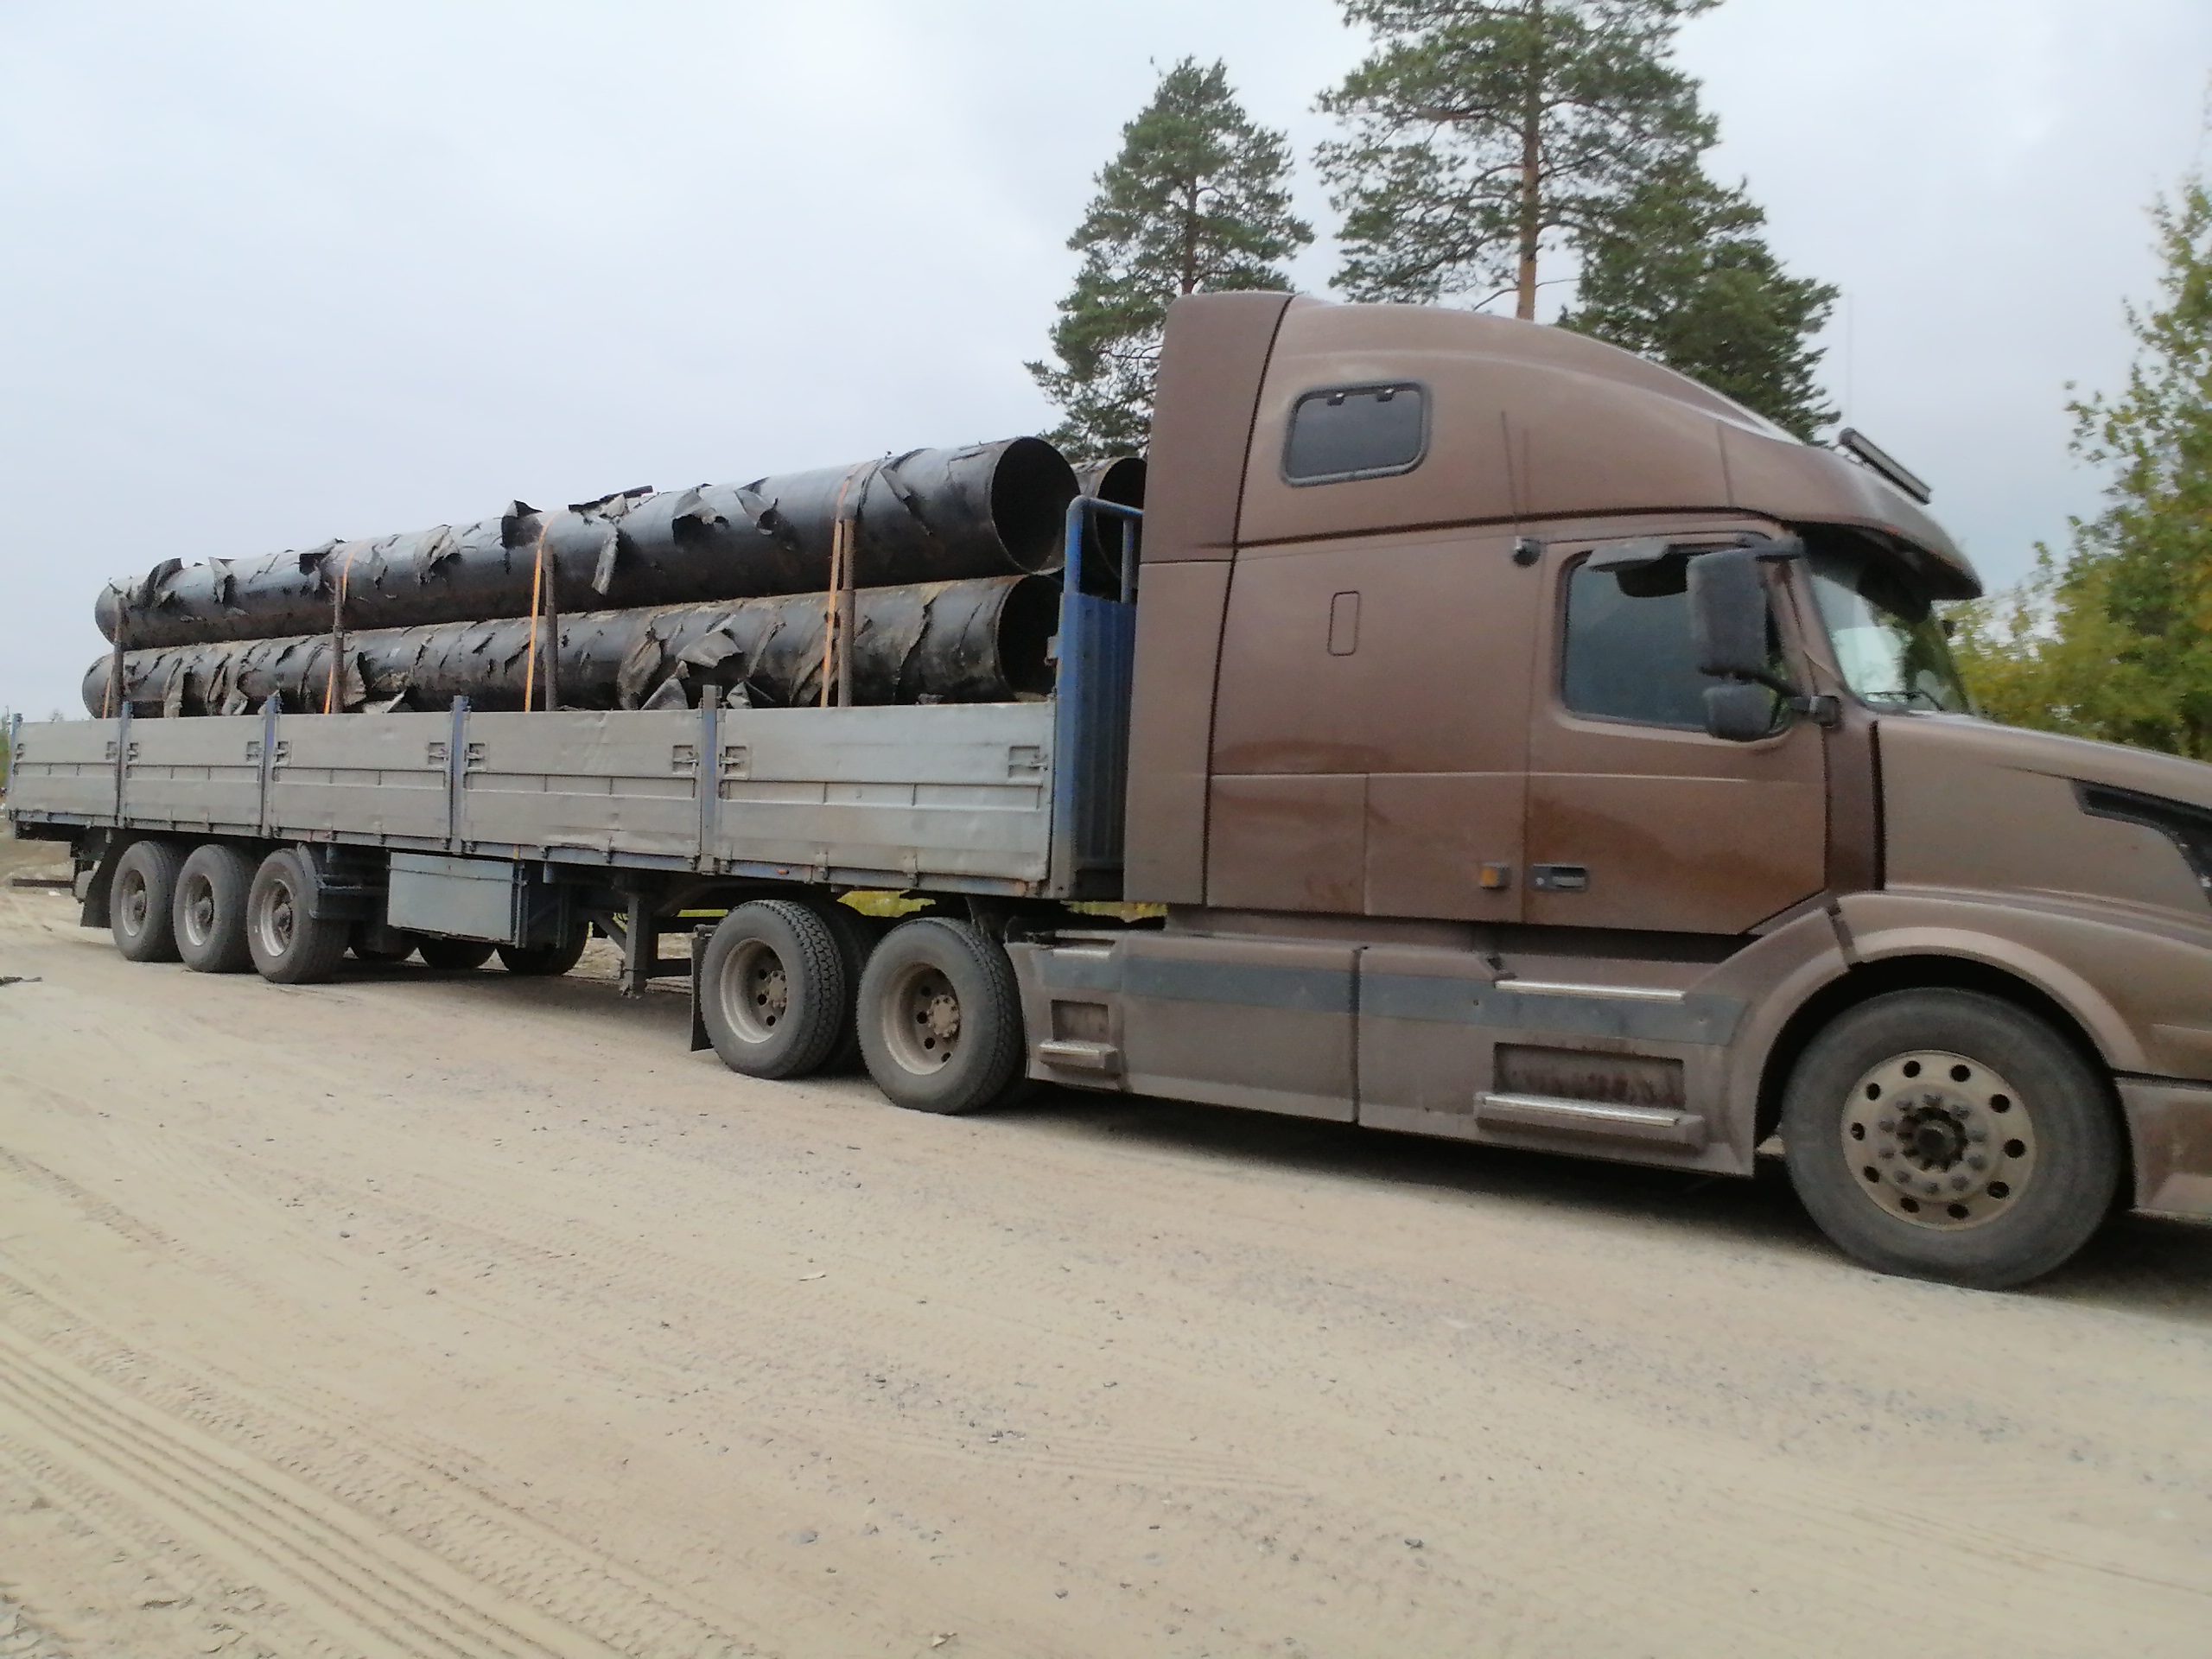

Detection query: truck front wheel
xmin=1782 ymin=988 xmax=2120 ymax=1289
xmin=175 ymin=843 xmax=257 ymax=974
xmin=111 ymin=840 xmax=186 ymax=963
xmin=699 ymin=900 xmax=847 ymax=1079
xmin=856 ymin=918 xmax=1026 ymax=1116
xmin=245 ymin=849 xmax=351 ymax=985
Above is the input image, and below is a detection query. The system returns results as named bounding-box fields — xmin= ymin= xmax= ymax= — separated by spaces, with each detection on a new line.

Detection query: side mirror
xmin=1688 ymin=548 xmax=1770 ymax=680
xmin=1703 ymin=682 xmax=1776 ymax=743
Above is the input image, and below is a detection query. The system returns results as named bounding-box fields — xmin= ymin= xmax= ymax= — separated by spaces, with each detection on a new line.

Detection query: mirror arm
xmin=1731 ymin=667 xmax=1840 ymax=728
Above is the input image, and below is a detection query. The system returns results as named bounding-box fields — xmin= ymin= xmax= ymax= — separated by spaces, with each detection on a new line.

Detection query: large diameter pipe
xmin=93 ymin=437 xmax=1079 ymax=649
xmin=84 ymin=575 xmax=1059 ymax=717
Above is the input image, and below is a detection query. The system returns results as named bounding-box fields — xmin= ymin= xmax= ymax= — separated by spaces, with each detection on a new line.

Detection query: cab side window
xmin=1560 ymin=556 xmax=1768 ymax=730
xmin=1282 ymin=384 xmax=1427 ymax=485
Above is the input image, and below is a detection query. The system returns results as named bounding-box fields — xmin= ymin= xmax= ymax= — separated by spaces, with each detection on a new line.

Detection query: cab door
xmin=1522 ymin=539 xmax=1827 ymax=935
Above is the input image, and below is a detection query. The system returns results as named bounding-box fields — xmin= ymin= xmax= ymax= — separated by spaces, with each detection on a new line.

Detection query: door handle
xmin=1532 ymin=864 xmax=1589 ymax=893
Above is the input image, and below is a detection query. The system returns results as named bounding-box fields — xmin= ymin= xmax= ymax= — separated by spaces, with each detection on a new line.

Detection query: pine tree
xmin=1953 ymin=162 xmax=2212 ymax=757
xmin=1558 ymin=157 xmax=1839 ymax=438
xmin=1317 ymin=0 xmax=1714 ymax=319
xmin=1030 ymin=59 xmax=1312 ymax=460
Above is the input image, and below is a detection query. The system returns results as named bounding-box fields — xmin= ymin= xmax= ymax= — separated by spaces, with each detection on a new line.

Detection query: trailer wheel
xmin=857 ymin=917 xmax=1026 ymax=1116
xmin=1782 ymin=988 xmax=2120 ymax=1289
xmin=174 ymin=844 xmax=257 ymax=974
xmin=245 ymin=849 xmax=351 ymax=985
xmin=111 ymin=840 xmax=186 ymax=963
xmin=350 ymin=923 xmax=416 ymax=964
xmin=809 ymin=899 xmax=883 ymax=1073
xmin=417 ymin=938 xmax=496 ymax=971
xmin=498 ymin=934 xmax=588 ymax=977
xmin=698 ymin=900 xmax=847 ymax=1078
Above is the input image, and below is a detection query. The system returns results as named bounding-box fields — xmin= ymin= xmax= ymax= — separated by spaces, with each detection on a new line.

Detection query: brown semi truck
xmin=11 ymin=291 xmax=2212 ymax=1289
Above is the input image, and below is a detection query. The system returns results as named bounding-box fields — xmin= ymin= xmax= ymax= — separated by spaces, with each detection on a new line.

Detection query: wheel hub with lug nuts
xmin=884 ymin=967 xmax=963 ymax=1071
xmin=720 ymin=941 xmax=788 ymax=1041
xmin=1842 ymin=1049 xmax=2037 ymax=1230
xmin=184 ymin=881 xmax=214 ymax=944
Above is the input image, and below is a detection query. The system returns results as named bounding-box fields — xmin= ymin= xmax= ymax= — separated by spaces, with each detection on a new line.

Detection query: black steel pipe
xmin=1074 ymin=457 xmax=1147 ymax=595
xmin=93 ymin=437 xmax=1078 ymax=650
xmin=83 ymin=575 xmax=1060 ymax=716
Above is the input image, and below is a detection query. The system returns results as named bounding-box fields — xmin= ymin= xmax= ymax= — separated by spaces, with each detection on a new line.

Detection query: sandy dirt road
xmin=0 ymin=849 xmax=2207 ymax=1659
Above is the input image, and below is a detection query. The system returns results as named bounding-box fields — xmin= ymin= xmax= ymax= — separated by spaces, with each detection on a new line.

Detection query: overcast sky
xmin=3 ymin=0 xmax=2207 ymax=718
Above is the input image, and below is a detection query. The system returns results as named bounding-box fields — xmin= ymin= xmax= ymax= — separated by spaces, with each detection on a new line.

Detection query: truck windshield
xmin=1806 ymin=547 xmax=1971 ymax=713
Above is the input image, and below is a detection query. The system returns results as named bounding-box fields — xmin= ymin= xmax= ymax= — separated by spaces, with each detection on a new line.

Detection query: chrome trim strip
xmin=1475 ymin=1090 xmax=1709 ymax=1149
xmin=1503 ymin=979 xmax=1687 ymax=1004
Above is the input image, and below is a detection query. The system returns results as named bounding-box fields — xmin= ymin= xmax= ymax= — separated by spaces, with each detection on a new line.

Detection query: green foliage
xmin=1953 ymin=166 xmax=2212 ymax=758
xmin=1557 ymin=156 xmax=1838 ymax=438
xmin=1317 ymin=0 xmax=1714 ymax=317
xmin=1029 ymin=58 xmax=1312 ymax=461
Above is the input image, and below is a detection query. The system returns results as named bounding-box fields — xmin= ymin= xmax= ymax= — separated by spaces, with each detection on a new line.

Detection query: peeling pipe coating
xmin=93 ymin=438 xmax=1079 ymax=650
xmin=84 ymin=575 xmax=1060 ymax=717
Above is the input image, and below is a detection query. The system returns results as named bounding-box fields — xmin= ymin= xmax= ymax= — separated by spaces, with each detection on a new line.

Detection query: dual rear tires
xmin=698 ymin=906 xmax=1026 ymax=1116
xmin=110 ymin=838 xmax=261 ymax=975
xmin=246 ymin=848 xmax=352 ymax=983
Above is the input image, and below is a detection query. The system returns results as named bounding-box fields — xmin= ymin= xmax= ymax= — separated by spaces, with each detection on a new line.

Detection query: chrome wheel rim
xmin=881 ymin=963 xmax=961 ymax=1073
xmin=1842 ymin=1049 xmax=2037 ymax=1230
xmin=719 ymin=938 xmax=788 ymax=1043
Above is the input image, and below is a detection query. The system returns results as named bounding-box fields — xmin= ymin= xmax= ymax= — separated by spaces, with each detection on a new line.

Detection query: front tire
xmin=111 ymin=840 xmax=186 ymax=963
xmin=856 ymin=918 xmax=1026 ymax=1116
xmin=698 ymin=900 xmax=847 ymax=1079
xmin=1782 ymin=989 xmax=2120 ymax=1289
xmin=175 ymin=843 xmax=256 ymax=974
xmin=245 ymin=849 xmax=351 ymax=985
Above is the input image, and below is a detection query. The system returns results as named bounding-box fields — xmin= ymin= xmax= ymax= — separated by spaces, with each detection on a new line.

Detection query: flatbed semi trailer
xmin=13 ymin=292 xmax=2212 ymax=1289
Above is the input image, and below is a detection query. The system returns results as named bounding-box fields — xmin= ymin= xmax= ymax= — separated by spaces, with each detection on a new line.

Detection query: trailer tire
xmin=111 ymin=840 xmax=186 ymax=963
xmin=174 ymin=843 xmax=257 ymax=974
xmin=245 ymin=849 xmax=351 ymax=985
xmin=418 ymin=938 xmax=496 ymax=971
xmin=350 ymin=924 xmax=416 ymax=964
xmin=1782 ymin=988 xmax=2120 ymax=1290
xmin=498 ymin=934 xmax=588 ymax=977
xmin=809 ymin=899 xmax=883 ymax=1073
xmin=699 ymin=900 xmax=848 ymax=1079
xmin=857 ymin=918 xmax=1026 ymax=1116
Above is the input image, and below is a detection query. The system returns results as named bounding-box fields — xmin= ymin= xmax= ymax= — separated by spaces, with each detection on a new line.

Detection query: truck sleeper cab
xmin=13 ymin=293 xmax=2212 ymax=1290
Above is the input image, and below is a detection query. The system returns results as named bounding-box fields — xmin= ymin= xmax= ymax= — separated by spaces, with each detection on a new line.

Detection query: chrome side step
xmin=1475 ymin=1090 xmax=1708 ymax=1150
xmin=1036 ymin=1039 xmax=1123 ymax=1075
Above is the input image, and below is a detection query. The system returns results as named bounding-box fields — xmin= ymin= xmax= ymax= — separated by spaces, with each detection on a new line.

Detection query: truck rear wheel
xmin=246 ymin=849 xmax=351 ymax=985
xmin=111 ymin=840 xmax=186 ymax=963
xmin=174 ymin=844 xmax=256 ymax=974
xmin=699 ymin=899 xmax=847 ymax=1078
xmin=857 ymin=917 xmax=1026 ymax=1116
xmin=1782 ymin=988 xmax=2120 ymax=1289
xmin=498 ymin=935 xmax=588 ymax=977
xmin=417 ymin=938 xmax=495 ymax=970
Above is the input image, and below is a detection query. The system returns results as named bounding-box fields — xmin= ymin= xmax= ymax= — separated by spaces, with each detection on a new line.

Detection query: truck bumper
xmin=2121 ymin=1078 xmax=2212 ymax=1220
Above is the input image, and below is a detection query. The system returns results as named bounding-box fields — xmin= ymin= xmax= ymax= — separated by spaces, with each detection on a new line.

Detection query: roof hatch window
xmin=1282 ymin=383 xmax=1427 ymax=485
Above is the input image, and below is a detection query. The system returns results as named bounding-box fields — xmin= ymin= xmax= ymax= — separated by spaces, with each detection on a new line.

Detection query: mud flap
xmin=689 ymin=923 xmax=713 ymax=1052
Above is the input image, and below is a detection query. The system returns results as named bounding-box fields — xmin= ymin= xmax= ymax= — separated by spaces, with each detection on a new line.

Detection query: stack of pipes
xmin=83 ymin=437 xmax=1144 ymax=717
